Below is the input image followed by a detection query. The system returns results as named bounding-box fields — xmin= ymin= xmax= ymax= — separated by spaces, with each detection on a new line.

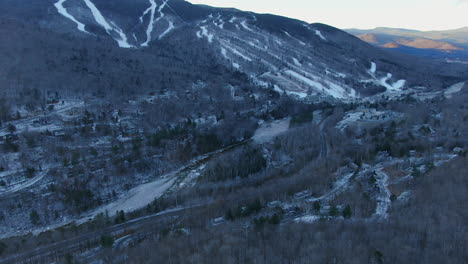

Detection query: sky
xmin=188 ymin=0 xmax=468 ymax=31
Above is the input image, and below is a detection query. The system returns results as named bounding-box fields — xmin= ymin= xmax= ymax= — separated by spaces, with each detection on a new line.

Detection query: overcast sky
xmin=188 ymin=0 xmax=468 ymax=31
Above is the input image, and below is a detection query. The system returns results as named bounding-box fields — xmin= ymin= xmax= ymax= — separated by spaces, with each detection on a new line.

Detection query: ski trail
xmin=284 ymin=31 xmax=306 ymax=45
xmin=141 ymin=0 xmax=169 ymax=46
xmin=315 ymin=30 xmax=326 ymax=41
xmin=240 ymin=20 xmax=253 ymax=32
xmin=54 ymin=0 xmax=89 ymax=33
xmin=111 ymin=21 xmax=133 ymax=48
xmin=141 ymin=0 xmax=158 ymax=47
xmin=155 ymin=0 xmax=169 ymax=23
xmin=158 ymin=20 xmax=174 ymax=39
xmin=82 ymin=0 xmax=133 ymax=48
xmin=221 ymin=42 xmax=252 ymax=62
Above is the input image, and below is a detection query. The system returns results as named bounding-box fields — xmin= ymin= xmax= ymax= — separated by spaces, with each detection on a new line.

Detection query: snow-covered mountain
xmin=0 ymin=0 xmax=466 ymax=100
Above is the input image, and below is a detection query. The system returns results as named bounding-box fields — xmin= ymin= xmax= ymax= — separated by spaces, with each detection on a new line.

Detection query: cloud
xmin=458 ymin=0 xmax=468 ymax=4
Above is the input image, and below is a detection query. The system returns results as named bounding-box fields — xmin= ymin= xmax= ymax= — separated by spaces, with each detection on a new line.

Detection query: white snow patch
xmin=221 ymin=42 xmax=252 ymax=62
xmin=295 ymin=215 xmax=320 ymax=223
xmin=315 ymin=30 xmax=326 ymax=41
xmin=240 ymin=20 xmax=253 ymax=31
xmin=141 ymin=0 xmax=158 ymax=47
xmin=293 ymin=58 xmax=302 ymax=66
xmin=273 ymin=85 xmax=284 ymax=95
xmin=370 ymin=62 xmax=377 ymax=73
xmin=284 ymin=31 xmax=306 ymax=45
xmin=54 ymin=0 xmax=89 ymax=34
xmin=444 ymin=82 xmax=465 ymax=98
xmin=158 ymin=20 xmax=174 ymax=40
xmin=83 ymin=0 xmax=133 ymax=48
xmin=200 ymin=26 xmax=214 ymax=43
xmin=92 ymin=176 xmax=176 ymax=216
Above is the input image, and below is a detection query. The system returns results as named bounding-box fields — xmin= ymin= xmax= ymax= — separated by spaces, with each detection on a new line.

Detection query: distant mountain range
xmin=346 ymin=27 xmax=468 ymax=61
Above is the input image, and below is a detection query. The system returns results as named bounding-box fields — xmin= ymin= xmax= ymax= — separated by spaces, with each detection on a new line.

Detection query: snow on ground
xmin=324 ymin=80 xmax=356 ymax=99
xmin=295 ymin=215 xmax=320 ymax=223
xmin=158 ymin=20 xmax=174 ymax=39
xmin=90 ymin=175 xmax=176 ymax=217
xmin=221 ymin=41 xmax=252 ymax=62
xmin=293 ymin=58 xmax=302 ymax=66
xmin=199 ymin=26 xmax=214 ymax=43
xmin=0 ymin=169 xmax=49 ymax=197
xmin=0 ymin=100 xmax=84 ymax=137
xmin=444 ymin=82 xmax=465 ymax=98
xmin=240 ymin=20 xmax=253 ymax=32
xmin=336 ymin=109 xmax=401 ymax=131
xmin=370 ymin=62 xmax=377 ymax=73
xmin=284 ymin=70 xmax=324 ymax=92
xmin=54 ymin=0 xmax=89 ymax=34
xmin=307 ymin=172 xmax=355 ymax=203
xmin=373 ymin=168 xmax=391 ymax=219
xmin=273 ymin=85 xmax=284 ymax=95
xmin=284 ymin=31 xmax=306 ymax=45
xmin=365 ymin=62 xmax=406 ymax=91
xmin=141 ymin=0 xmax=158 ymax=47
xmin=253 ymin=118 xmax=290 ymax=144
xmin=83 ymin=0 xmax=133 ymax=48
xmin=326 ymin=69 xmax=346 ymax=79
xmin=221 ymin=47 xmax=228 ymax=58
xmin=314 ymin=30 xmax=326 ymax=41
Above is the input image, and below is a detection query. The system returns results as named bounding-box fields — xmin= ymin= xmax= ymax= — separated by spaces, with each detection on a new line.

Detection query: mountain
xmin=347 ymin=27 xmax=468 ymax=60
xmin=0 ymin=0 xmax=466 ymax=102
